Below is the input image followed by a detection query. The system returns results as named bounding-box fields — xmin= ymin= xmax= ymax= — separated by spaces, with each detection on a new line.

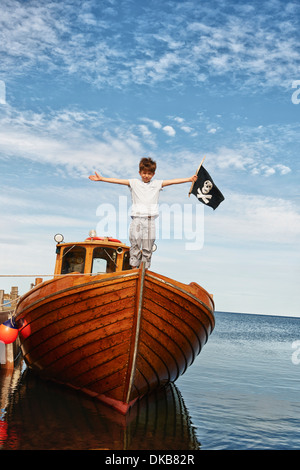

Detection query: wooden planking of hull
xmin=15 ymin=263 xmax=215 ymax=414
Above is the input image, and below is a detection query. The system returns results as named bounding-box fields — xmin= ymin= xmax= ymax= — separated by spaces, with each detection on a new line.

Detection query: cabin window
xmin=61 ymin=246 xmax=86 ymax=274
xmin=92 ymin=247 xmax=117 ymax=274
xmin=122 ymin=251 xmax=131 ymax=270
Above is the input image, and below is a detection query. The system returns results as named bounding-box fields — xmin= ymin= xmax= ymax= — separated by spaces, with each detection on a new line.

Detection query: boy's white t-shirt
xmin=129 ymin=179 xmax=163 ymax=217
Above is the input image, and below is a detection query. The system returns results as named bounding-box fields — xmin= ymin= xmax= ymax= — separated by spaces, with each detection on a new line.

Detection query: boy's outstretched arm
xmin=89 ymin=171 xmax=129 ymax=186
xmin=162 ymin=175 xmax=197 ymax=187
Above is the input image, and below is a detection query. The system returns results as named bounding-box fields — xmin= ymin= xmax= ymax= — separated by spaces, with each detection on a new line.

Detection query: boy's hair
xmin=139 ymin=157 xmax=156 ymax=173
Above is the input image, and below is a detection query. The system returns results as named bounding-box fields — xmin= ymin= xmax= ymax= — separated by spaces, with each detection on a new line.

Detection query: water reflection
xmin=1 ymin=362 xmax=200 ymax=450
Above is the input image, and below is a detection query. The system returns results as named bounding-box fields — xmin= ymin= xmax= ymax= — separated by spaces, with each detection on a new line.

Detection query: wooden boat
xmin=14 ymin=233 xmax=215 ymax=414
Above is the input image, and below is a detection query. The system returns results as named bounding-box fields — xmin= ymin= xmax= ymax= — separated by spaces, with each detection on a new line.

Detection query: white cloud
xmin=141 ymin=117 xmax=162 ymax=129
xmin=274 ymin=164 xmax=291 ymax=175
xmin=140 ymin=117 xmax=162 ymax=129
xmin=138 ymin=124 xmax=152 ymax=137
xmin=162 ymin=125 xmax=176 ymax=137
xmin=206 ymin=193 xmax=300 ymax=245
xmin=0 ymin=106 xmax=144 ymax=176
xmin=0 ymin=0 xmax=299 ymax=90
xmin=0 ymin=105 xmax=294 ymax=187
xmin=206 ymin=147 xmax=254 ymax=171
xmin=181 ymin=126 xmax=194 ymax=134
xmin=259 ymin=165 xmax=276 ymax=177
xmin=206 ymin=146 xmax=292 ymax=177
xmin=174 ymin=117 xmax=184 ymax=124
xmin=207 ymin=126 xmax=218 ymax=134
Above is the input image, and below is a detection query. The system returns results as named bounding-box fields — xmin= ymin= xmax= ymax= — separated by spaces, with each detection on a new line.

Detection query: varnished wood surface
xmin=15 ymin=265 xmax=215 ymax=413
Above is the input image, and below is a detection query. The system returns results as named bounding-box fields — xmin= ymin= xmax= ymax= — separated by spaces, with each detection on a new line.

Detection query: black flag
xmin=191 ymin=166 xmax=224 ymax=210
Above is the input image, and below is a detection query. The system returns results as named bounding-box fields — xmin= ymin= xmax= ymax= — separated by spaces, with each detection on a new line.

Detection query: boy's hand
xmin=191 ymin=174 xmax=198 ymax=182
xmin=88 ymin=172 xmax=130 ymax=185
xmin=89 ymin=171 xmax=102 ymax=181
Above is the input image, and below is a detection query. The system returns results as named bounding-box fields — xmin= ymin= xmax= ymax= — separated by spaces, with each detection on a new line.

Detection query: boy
xmin=89 ymin=157 xmax=197 ymax=269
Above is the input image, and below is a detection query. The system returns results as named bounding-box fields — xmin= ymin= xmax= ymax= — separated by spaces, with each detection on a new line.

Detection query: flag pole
xmin=188 ymin=156 xmax=206 ymax=197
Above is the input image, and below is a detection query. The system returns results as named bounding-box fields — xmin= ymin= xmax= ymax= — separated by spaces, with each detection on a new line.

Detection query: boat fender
xmin=0 ymin=318 xmax=19 ymax=344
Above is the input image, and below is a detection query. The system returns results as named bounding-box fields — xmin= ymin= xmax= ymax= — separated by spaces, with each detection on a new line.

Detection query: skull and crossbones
xmin=197 ymin=180 xmax=213 ymax=204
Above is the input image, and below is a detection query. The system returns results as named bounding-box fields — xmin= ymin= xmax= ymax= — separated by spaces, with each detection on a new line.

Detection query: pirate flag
xmin=191 ymin=166 xmax=224 ymax=210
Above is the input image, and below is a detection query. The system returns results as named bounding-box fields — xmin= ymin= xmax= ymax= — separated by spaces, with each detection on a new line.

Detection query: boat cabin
xmin=53 ymin=233 xmax=131 ymax=276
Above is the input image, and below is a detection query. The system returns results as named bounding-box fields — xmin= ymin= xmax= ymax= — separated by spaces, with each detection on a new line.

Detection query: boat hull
xmin=15 ymin=265 xmax=215 ymax=413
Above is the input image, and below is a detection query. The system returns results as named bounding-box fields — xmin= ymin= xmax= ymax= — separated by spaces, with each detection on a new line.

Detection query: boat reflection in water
xmin=1 ymin=363 xmax=200 ymax=450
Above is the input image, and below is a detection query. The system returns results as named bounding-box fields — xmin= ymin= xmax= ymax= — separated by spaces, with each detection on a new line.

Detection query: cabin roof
xmin=56 ymin=238 xmax=130 ymax=249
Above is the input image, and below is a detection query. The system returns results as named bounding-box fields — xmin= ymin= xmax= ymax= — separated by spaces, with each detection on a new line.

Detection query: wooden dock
xmin=0 ymin=286 xmax=21 ymax=370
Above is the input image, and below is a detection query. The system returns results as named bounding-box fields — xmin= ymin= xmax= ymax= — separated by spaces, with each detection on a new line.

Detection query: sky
xmin=0 ymin=0 xmax=299 ymax=317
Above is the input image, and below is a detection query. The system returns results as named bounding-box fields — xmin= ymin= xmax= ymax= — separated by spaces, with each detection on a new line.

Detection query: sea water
xmin=177 ymin=311 xmax=300 ymax=450
xmin=1 ymin=311 xmax=299 ymax=450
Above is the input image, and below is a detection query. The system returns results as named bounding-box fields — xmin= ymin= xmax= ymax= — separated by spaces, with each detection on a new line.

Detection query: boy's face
xmin=139 ymin=170 xmax=155 ymax=183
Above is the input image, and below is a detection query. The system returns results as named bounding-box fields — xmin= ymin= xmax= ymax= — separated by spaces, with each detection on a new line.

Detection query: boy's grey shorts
xmin=129 ymin=216 xmax=156 ymax=269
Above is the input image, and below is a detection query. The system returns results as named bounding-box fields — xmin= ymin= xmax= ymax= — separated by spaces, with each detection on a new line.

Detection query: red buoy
xmin=0 ymin=318 xmax=19 ymax=344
